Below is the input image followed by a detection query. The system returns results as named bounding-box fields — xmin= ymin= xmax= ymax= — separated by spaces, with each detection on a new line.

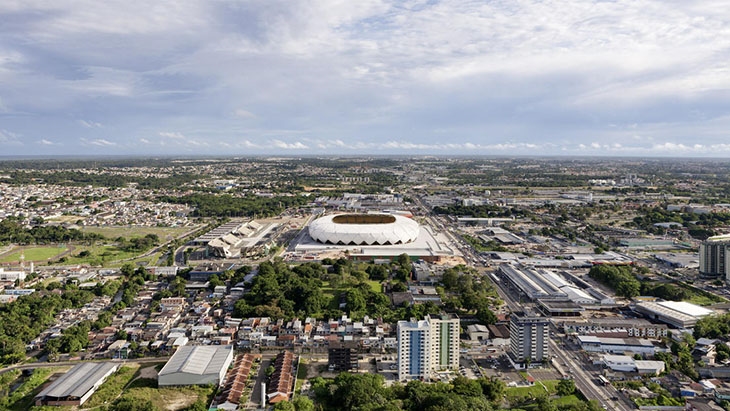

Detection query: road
xmin=489 ymin=271 xmax=635 ymax=410
xmin=0 ymin=356 xmax=171 ymax=375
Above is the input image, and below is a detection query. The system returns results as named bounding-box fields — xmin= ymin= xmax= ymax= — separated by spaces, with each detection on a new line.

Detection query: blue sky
xmin=1 ymin=0 xmax=730 ymax=157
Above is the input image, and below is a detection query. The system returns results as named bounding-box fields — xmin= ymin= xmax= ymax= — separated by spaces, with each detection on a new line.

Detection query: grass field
xmin=81 ymin=226 xmax=192 ymax=241
xmin=84 ymin=364 xmax=140 ymax=408
xmin=119 ymin=384 xmax=214 ymax=410
xmin=505 ymin=379 xmax=559 ymax=399
xmin=2 ymin=367 xmax=68 ymax=411
xmin=0 ymin=246 xmax=68 ymax=263
xmin=365 ymin=280 xmax=383 ymax=293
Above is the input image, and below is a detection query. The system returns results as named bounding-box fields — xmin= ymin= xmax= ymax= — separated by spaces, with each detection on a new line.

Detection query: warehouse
xmin=634 ymin=301 xmax=714 ymax=328
xmin=158 ymin=345 xmax=234 ymax=386
xmin=35 ymin=362 xmax=119 ymax=406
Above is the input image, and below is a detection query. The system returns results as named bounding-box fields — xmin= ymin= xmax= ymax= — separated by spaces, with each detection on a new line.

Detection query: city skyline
xmin=2 ymin=1 xmax=730 ymax=157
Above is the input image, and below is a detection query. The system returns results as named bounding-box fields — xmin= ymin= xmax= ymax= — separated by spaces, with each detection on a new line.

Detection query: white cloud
xmin=78 ymin=119 xmax=102 ymax=128
xmin=89 ymin=138 xmax=117 ymax=146
xmin=2 ymin=1 xmax=730 ymax=155
xmin=273 ymin=140 xmax=309 ymax=149
xmin=139 ymin=138 xmax=150 ymax=144
xmin=38 ymin=139 xmax=55 ymax=145
xmin=233 ymin=109 xmax=256 ymax=119
xmin=159 ymin=131 xmax=186 ymax=139
xmin=0 ymin=129 xmax=22 ymax=145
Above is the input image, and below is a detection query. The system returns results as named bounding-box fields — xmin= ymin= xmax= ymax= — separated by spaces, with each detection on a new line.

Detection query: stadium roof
xmin=36 ymin=362 xmax=118 ymax=400
xmin=308 ymin=213 xmax=419 ymax=246
xmin=159 ymin=345 xmax=233 ymax=377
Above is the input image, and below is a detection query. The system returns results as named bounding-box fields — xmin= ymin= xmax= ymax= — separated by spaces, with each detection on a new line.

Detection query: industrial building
xmin=499 ymin=264 xmax=605 ymax=311
xmin=699 ymin=235 xmax=730 ymax=278
xmin=158 ymin=345 xmax=234 ymax=386
xmin=509 ymin=312 xmax=550 ymax=368
xmin=602 ymin=355 xmax=665 ymax=375
xmin=397 ymin=314 xmax=460 ymax=381
xmin=577 ymin=335 xmax=657 ymax=356
xmin=35 ymin=362 xmax=119 ymax=406
xmin=634 ymin=301 xmax=715 ymax=329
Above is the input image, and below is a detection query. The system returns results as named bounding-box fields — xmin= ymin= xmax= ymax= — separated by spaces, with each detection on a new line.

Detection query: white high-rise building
xmin=509 ymin=312 xmax=549 ymax=368
xmin=397 ymin=314 xmax=459 ymax=381
xmin=699 ymin=235 xmax=730 ymax=280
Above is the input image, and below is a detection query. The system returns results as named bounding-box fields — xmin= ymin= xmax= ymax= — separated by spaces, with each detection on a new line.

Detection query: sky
xmin=1 ymin=0 xmax=730 ymax=157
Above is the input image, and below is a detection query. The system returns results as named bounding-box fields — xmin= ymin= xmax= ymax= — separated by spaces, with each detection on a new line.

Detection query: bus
xmin=598 ymin=375 xmax=610 ymax=386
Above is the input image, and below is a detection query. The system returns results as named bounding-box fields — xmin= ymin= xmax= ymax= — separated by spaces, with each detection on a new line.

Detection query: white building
xmin=603 ymin=355 xmax=636 ymax=372
xmin=158 ymin=345 xmax=234 ymax=386
xmin=509 ymin=312 xmax=550 ymax=368
xmin=0 ymin=268 xmax=26 ymax=282
xmin=397 ymin=314 xmax=460 ymax=381
xmin=634 ymin=301 xmax=714 ymax=328
xmin=397 ymin=319 xmax=430 ymax=381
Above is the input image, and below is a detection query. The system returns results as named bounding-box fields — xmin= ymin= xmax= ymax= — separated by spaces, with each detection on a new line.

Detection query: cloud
xmin=159 ymin=131 xmax=186 ymax=139
xmin=78 ymin=120 xmax=102 ymax=128
xmin=0 ymin=129 xmax=22 ymax=146
xmin=233 ymin=109 xmax=256 ymax=119
xmin=38 ymin=139 xmax=55 ymax=145
xmin=273 ymin=140 xmax=309 ymax=149
xmin=139 ymin=138 xmax=151 ymax=144
xmin=1 ymin=1 xmax=730 ymax=156
xmin=88 ymin=139 xmax=117 ymax=146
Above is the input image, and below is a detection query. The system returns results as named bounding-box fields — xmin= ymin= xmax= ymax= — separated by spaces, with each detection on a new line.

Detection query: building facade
xmin=397 ymin=314 xmax=460 ymax=381
xmin=397 ymin=319 xmax=430 ymax=381
xmin=426 ymin=314 xmax=460 ymax=372
xmin=699 ymin=235 xmax=730 ymax=279
xmin=509 ymin=313 xmax=550 ymax=367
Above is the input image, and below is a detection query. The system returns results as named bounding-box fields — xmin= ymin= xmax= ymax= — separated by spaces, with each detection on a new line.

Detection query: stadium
xmin=308 ymin=213 xmax=420 ymax=246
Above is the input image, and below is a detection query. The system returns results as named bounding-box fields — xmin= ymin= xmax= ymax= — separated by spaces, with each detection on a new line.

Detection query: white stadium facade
xmin=308 ymin=214 xmax=420 ymax=246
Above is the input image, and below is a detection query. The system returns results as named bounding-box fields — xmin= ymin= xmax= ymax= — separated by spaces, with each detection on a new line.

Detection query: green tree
xmin=291 ymin=396 xmax=315 ymax=411
xmin=557 ymin=378 xmax=576 ymax=396
xmin=272 ymin=401 xmax=295 ymax=411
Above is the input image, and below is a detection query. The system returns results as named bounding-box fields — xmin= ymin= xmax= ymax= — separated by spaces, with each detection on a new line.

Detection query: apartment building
xmin=509 ymin=312 xmax=549 ymax=368
xmin=397 ymin=314 xmax=459 ymax=381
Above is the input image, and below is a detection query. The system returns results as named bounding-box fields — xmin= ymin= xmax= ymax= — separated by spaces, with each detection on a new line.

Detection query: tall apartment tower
xmin=699 ymin=235 xmax=730 ymax=279
xmin=397 ymin=319 xmax=430 ymax=381
xmin=397 ymin=314 xmax=460 ymax=381
xmin=509 ymin=312 xmax=550 ymax=367
xmin=426 ymin=314 xmax=460 ymax=372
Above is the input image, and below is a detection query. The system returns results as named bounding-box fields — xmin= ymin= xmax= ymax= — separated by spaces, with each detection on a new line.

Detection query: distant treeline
xmin=4 ymin=170 xmax=202 ymax=189
xmin=158 ymin=193 xmax=309 ymax=217
xmin=0 ymin=217 xmax=104 ymax=245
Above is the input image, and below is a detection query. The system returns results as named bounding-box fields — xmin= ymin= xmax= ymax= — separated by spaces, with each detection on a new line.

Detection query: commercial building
xmin=158 ymin=345 xmax=234 ymax=386
xmin=634 ymin=301 xmax=715 ymax=329
xmin=699 ymin=235 xmax=730 ymax=278
xmin=577 ymin=335 xmax=657 ymax=356
xmin=35 ymin=362 xmax=119 ymax=406
xmin=509 ymin=312 xmax=549 ymax=368
xmin=397 ymin=314 xmax=460 ymax=381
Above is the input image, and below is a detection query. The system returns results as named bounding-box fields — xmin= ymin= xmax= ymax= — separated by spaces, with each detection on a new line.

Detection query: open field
xmin=0 ymin=246 xmax=69 ymax=263
xmin=83 ymin=364 xmax=140 ymax=407
xmin=59 ymin=245 xmax=143 ymax=267
xmin=1 ymin=367 xmax=70 ymax=411
xmin=81 ymin=226 xmax=193 ymax=240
